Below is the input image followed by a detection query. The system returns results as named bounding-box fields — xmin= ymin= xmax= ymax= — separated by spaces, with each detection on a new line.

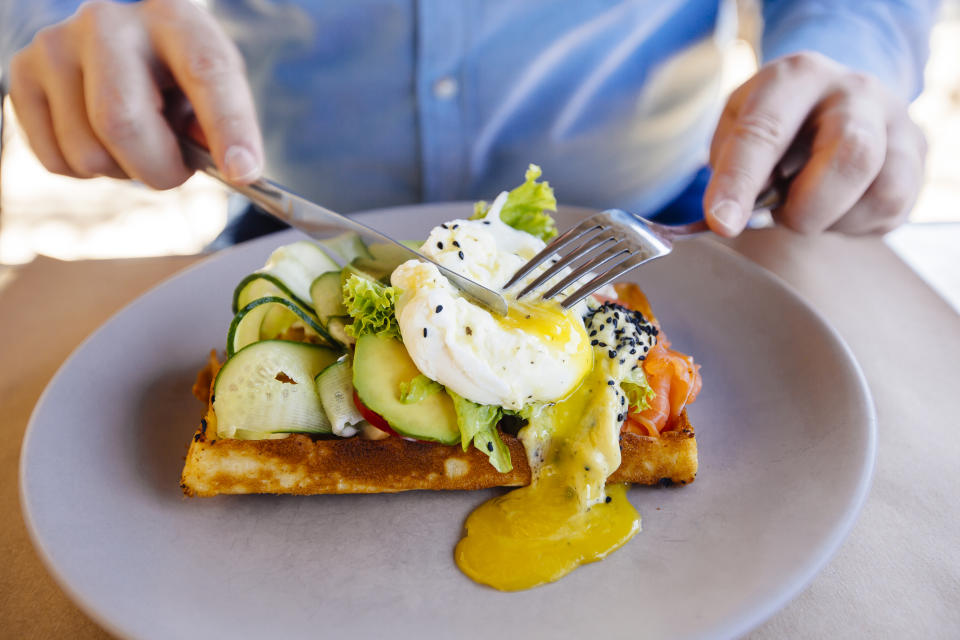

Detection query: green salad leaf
xmin=621 ymin=365 xmax=655 ymax=414
xmin=342 ymin=274 xmax=401 ymax=340
xmin=398 ymin=374 xmax=442 ymax=404
xmin=472 ymin=164 xmax=558 ymax=241
xmin=448 ymin=391 xmax=512 ymax=473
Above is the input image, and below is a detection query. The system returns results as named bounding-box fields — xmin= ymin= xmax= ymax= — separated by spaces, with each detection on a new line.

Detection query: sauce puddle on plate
xmin=455 ymin=366 xmax=641 ymax=591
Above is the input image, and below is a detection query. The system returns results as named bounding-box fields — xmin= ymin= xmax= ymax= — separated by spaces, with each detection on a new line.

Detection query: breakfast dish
xmin=20 ymin=205 xmax=876 ymax=637
xmin=180 ymin=167 xmax=701 ymax=590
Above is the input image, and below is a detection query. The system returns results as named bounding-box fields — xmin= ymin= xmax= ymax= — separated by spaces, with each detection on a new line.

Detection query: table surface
xmin=2 ymin=228 xmax=958 ymax=638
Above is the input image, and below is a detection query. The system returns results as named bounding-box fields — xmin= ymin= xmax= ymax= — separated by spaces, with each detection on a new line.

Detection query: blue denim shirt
xmin=1 ymin=1 xmax=939 ymax=218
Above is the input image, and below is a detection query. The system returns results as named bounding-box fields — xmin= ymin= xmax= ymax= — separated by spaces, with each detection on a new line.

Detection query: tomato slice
xmin=352 ymin=390 xmax=400 ymax=438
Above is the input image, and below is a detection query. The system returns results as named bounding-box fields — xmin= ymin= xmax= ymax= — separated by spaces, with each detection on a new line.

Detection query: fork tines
xmin=502 ymin=211 xmax=672 ymax=308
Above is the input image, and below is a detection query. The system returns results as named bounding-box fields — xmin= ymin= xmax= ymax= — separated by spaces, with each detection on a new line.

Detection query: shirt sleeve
xmin=761 ymin=0 xmax=941 ymax=100
xmin=0 ymin=1 xmax=83 ymax=90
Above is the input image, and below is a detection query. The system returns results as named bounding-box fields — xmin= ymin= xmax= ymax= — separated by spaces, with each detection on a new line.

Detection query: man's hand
xmin=704 ymin=51 xmax=926 ymax=236
xmin=8 ymin=0 xmax=263 ymax=189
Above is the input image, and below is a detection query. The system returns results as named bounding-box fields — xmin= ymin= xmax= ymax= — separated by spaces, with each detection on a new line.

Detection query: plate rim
xmin=19 ymin=203 xmax=877 ymax=640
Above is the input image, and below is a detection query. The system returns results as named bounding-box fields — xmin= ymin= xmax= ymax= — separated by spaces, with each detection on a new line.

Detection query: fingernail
xmin=223 ymin=145 xmax=261 ymax=182
xmin=709 ymin=200 xmax=745 ymax=235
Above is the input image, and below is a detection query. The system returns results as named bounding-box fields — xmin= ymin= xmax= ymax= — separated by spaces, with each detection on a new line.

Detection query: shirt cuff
xmin=761 ymin=4 xmax=934 ymax=100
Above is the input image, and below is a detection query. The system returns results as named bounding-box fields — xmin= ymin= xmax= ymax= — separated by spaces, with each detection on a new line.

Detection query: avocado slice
xmin=352 ymin=334 xmax=460 ymax=444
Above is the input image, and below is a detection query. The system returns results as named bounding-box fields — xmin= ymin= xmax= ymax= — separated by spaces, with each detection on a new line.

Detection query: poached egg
xmin=391 ymin=194 xmax=593 ymax=410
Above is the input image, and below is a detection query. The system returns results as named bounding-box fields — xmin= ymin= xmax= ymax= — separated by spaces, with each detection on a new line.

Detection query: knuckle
xmin=733 ymin=110 xmax=786 ymax=150
xmin=75 ymin=0 xmax=116 ymax=26
xmin=181 ymin=44 xmax=240 ymax=84
xmin=868 ymin=172 xmax=915 ymax=219
xmin=30 ymin=25 xmax=64 ymax=60
xmin=780 ymin=51 xmax=828 ymax=75
xmin=90 ymin=98 xmax=140 ymax=142
xmin=833 ymin=121 xmax=884 ymax=178
xmin=843 ymin=71 xmax=876 ymax=94
xmin=68 ymin=145 xmax=116 ymax=178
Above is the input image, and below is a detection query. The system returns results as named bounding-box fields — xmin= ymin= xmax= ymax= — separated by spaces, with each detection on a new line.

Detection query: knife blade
xmin=179 ymin=138 xmax=508 ymax=316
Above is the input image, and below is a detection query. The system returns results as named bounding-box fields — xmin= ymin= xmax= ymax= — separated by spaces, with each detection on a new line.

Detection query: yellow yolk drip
xmin=454 ymin=365 xmax=641 ymax=591
xmin=496 ymin=298 xmax=588 ymax=348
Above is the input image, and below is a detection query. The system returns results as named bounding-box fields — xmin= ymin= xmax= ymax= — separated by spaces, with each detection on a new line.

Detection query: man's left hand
xmin=704 ymin=51 xmax=927 ymax=236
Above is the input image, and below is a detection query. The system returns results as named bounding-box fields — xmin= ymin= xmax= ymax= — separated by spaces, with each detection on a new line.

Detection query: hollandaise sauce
xmin=455 ymin=366 xmax=641 ymax=591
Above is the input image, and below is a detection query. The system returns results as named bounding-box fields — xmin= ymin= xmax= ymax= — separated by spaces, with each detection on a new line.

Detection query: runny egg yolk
xmin=455 ymin=363 xmax=641 ymax=591
xmin=496 ymin=298 xmax=589 ymax=350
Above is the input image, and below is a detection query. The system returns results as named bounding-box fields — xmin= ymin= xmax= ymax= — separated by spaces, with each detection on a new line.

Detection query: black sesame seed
xmin=591 ymin=340 xmax=598 ymax=346
xmin=630 ymin=348 xmax=636 ymax=355
xmin=441 ymin=223 xmax=448 ymax=229
xmin=423 ymin=328 xmax=428 ymax=338
xmin=437 ymin=241 xmax=444 ymax=250
xmin=617 ymin=413 xmax=623 ymax=422
xmin=452 ymin=240 xmax=460 ymax=248
xmin=436 ymin=305 xmax=443 ymax=313
xmin=605 ymin=496 xmax=612 ymax=503
xmin=589 ymin=330 xmax=597 ymax=337
xmin=619 ymin=358 xmax=625 ymax=364
xmin=486 ymin=442 xmax=494 ymax=452
xmin=608 ymin=350 xmax=616 ymax=359
xmin=607 ymin=379 xmax=614 ymax=386
xmin=453 ymin=224 xmax=459 ymax=229
xmin=482 ymin=220 xmax=491 ymax=225
xmin=598 ymin=342 xmax=607 ymax=348
xmin=458 ymin=250 xmax=465 ymax=260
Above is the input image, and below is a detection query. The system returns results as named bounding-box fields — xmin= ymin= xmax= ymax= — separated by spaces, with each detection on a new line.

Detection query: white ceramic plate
xmin=21 ymin=204 xmax=875 ymax=639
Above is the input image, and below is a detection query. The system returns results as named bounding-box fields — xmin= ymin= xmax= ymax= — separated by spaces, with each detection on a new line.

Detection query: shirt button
xmin=432 ymin=76 xmax=459 ymax=100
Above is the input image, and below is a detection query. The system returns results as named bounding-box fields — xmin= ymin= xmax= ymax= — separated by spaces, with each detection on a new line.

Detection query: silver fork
xmin=504 ymin=180 xmax=787 ymax=309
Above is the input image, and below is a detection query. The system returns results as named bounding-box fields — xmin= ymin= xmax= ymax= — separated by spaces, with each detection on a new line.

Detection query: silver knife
xmin=179 ymin=138 xmax=509 ymax=316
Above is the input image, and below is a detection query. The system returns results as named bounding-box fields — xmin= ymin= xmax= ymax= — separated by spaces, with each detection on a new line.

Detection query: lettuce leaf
xmin=472 ymin=164 xmax=558 ymax=241
xmin=621 ymin=365 xmax=655 ymax=414
xmin=448 ymin=391 xmax=512 ymax=473
xmin=398 ymin=374 xmax=442 ymax=404
xmin=342 ymin=274 xmax=401 ymax=339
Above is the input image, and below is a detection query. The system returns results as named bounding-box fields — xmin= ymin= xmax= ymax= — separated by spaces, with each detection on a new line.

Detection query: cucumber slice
xmin=352 ymin=334 xmax=460 ymax=444
xmin=310 ymin=271 xmax=346 ymax=325
xmin=235 ymin=241 xmax=339 ymax=313
xmin=315 ymin=358 xmax=364 ymax=437
xmin=213 ymin=340 xmax=340 ymax=438
xmin=317 ymin=232 xmax=373 ymax=264
xmin=227 ymin=296 xmax=335 ymax=356
xmin=326 ymin=317 xmax=355 ymax=347
xmin=232 ymin=273 xmax=299 ymax=314
xmin=341 ymin=261 xmax=383 ymax=287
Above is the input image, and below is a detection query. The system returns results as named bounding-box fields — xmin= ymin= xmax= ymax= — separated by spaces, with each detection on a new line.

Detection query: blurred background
xmin=0 ymin=1 xmax=957 ymax=310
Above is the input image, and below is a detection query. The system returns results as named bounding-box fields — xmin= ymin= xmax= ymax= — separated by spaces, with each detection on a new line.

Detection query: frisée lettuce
xmin=472 ymin=164 xmax=558 ymax=242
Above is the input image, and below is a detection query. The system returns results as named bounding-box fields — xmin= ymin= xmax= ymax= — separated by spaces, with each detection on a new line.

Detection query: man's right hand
xmin=9 ymin=0 xmax=263 ymax=189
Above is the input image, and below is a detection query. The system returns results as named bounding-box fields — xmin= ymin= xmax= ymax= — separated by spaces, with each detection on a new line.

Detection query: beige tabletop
xmin=1 ymin=229 xmax=958 ymax=638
